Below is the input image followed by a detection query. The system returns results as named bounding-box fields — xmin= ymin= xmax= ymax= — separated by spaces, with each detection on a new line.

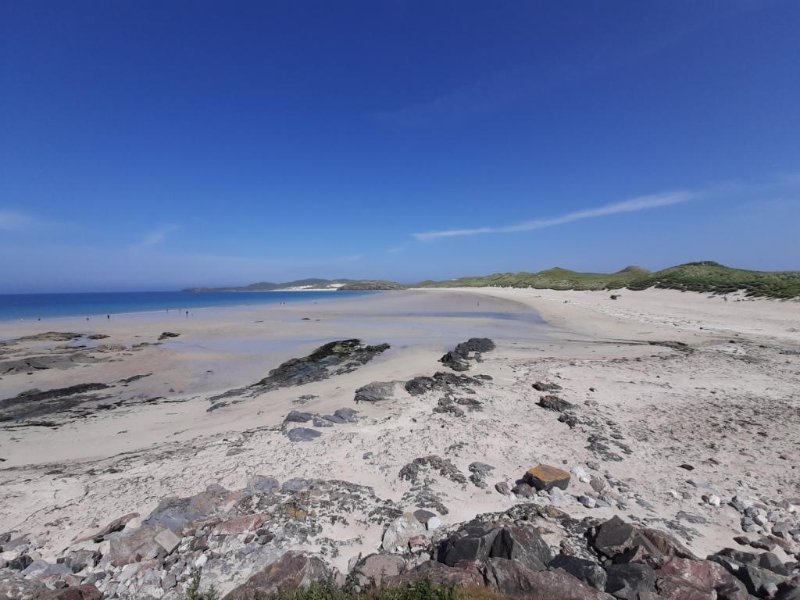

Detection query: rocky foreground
xmin=1 ymin=466 xmax=798 ymax=599
xmin=1 ymin=336 xmax=799 ymax=599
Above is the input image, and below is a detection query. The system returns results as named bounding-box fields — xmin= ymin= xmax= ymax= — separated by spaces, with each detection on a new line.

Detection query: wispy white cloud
xmin=132 ymin=224 xmax=181 ymax=251
xmin=413 ymin=191 xmax=695 ymax=241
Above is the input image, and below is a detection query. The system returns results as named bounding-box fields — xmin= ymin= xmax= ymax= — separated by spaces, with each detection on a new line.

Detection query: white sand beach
xmin=1 ymin=288 xmax=798 ymax=595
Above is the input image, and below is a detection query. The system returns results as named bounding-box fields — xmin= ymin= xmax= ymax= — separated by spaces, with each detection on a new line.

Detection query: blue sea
xmin=0 ymin=291 xmax=374 ymax=321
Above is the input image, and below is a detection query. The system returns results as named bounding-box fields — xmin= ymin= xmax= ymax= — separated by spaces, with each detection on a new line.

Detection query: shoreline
xmin=0 ymin=289 xmax=379 ymax=324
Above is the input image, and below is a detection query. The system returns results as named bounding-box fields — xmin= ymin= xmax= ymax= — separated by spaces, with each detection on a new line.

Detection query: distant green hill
xmin=419 ymin=262 xmax=800 ymax=299
xmin=184 ymin=263 xmax=800 ymax=298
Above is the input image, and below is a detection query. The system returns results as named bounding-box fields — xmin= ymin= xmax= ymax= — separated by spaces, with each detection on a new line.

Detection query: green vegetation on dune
xmin=183 ymin=262 xmax=800 ymax=299
xmin=419 ymin=261 xmax=800 ymax=299
xmin=418 ymin=265 xmax=648 ymax=292
xmin=626 ymin=261 xmax=800 ymax=298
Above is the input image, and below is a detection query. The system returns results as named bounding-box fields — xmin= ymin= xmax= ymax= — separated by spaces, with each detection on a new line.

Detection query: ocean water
xmin=0 ymin=290 xmax=374 ymax=321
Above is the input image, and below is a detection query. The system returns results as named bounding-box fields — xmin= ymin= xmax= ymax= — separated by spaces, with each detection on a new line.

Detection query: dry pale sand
xmin=0 ymin=287 xmax=798 ymax=573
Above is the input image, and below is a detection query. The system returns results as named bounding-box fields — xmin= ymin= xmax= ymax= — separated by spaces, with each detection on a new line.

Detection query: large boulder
xmin=386 ymin=560 xmax=484 ymax=588
xmin=550 ymin=554 xmax=608 ymax=590
xmin=352 ymin=554 xmax=406 ymax=586
xmin=605 ymin=563 xmax=657 ymax=599
xmin=438 ymin=522 xmax=552 ymax=572
xmin=655 ymin=557 xmax=751 ymax=600
xmin=223 ymin=552 xmax=332 ymax=600
xmin=107 ymin=526 xmax=161 ymax=566
xmin=437 ymin=523 xmax=501 ymax=566
xmin=33 ymin=586 xmax=103 ymax=600
xmin=592 ymin=516 xmax=639 ymax=559
xmin=382 ymin=513 xmax=427 ymax=552
xmin=483 ymin=559 xmax=614 ymax=599
xmin=491 ymin=525 xmax=553 ymax=572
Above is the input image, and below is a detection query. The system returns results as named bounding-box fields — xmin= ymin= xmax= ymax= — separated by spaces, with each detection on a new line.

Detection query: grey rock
xmin=154 ymin=529 xmax=180 ymax=554
xmin=439 ymin=351 xmax=470 ymax=371
xmin=549 ymin=554 xmax=607 ymax=590
xmin=532 ymin=381 xmax=562 ymax=392
xmin=593 ymin=516 xmax=638 ymax=559
xmin=162 ymin=572 xmax=177 ymax=590
xmin=405 ymin=377 xmax=435 ymax=396
xmin=491 ymin=524 xmax=553 ymax=572
xmin=286 ymin=427 xmax=322 ymax=442
xmin=605 ymin=563 xmax=656 ymax=599
xmin=399 ymin=455 xmax=467 ymax=485
xmin=736 ymin=563 xmax=785 ymax=597
xmin=354 ymin=381 xmax=396 ymax=403
xmin=354 ymin=554 xmax=405 ymax=587
xmin=246 ymin=475 xmax=280 ymax=495
xmin=281 ymin=478 xmax=311 ymax=493
xmin=382 ymin=513 xmax=426 ymax=552
xmin=495 ymin=482 xmax=511 ymax=496
xmin=468 ymin=462 xmax=494 ymax=488
xmin=512 ymin=482 xmax=535 ymax=498
xmin=333 ymin=407 xmax=358 ymax=422
xmin=413 ymin=509 xmax=437 ymax=524
xmin=538 ymin=395 xmax=574 ymax=412
xmin=22 ymin=559 xmax=72 ymax=578
xmin=454 ymin=338 xmax=496 ymax=355
xmin=437 ymin=522 xmax=500 ymax=566
xmin=758 ymin=552 xmax=790 ymax=576
xmin=312 ymin=416 xmax=333 ymax=427
xmin=284 ymin=410 xmax=313 ymax=423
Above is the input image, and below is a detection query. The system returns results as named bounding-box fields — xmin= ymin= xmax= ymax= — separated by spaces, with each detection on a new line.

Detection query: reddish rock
xmin=107 ymin=526 xmax=161 ymax=566
xmin=407 ymin=535 xmax=429 ymax=551
xmin=656 ymin=558 xmax=752 ymax=600
xmin=212 ymin=514 xmax=268 ymax=535
xmin=223 ymin=552 xmax=331 ymax=600
xmin=75 ymin=512 xmax=139 ymax=543
xmin=483 ymin=559 xmax=613 ymax=599
xmin=386 ymin=560 xmax=484 ymax=588
xmin=523 ymin=464 xmax=571 ymax=491
xmin=32 ymin=585 xmax=103 ymax=600
xmin=354 ymin=554 xmax=405 ymax=586
xmin=639 ymin=528 xmax=698 ymax=561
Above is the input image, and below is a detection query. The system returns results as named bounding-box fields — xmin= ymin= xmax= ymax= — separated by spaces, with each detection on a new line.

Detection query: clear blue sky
xmin=2 ymin=1 xmax=799 ymax=292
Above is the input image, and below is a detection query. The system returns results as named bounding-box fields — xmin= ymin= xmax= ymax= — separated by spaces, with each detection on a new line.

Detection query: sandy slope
xmin=0 ymin=288 xmax=798 ymax=573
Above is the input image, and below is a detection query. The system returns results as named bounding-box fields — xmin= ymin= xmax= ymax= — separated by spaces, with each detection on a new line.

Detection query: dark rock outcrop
xmin=440 ymin=338 xmax=496 ymax=371
xmin=605 ymin=563 xmax=657 ymax=599
xmin=286 ymin=428 xmax=322 ymax=442
xmin=550 ymin=554 xmax=608 ymax=590
xmin=354 ymin=381 xmax=396 ymax=403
